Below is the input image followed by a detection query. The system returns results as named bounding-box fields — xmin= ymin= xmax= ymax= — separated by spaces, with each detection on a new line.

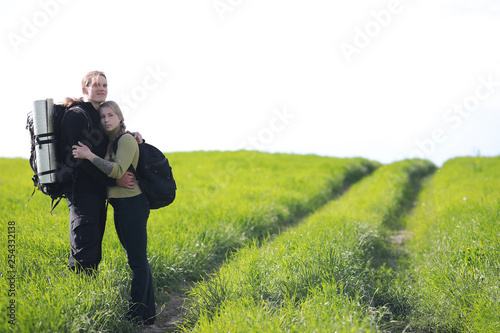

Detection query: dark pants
xmin=109 ymin=194 xmax=155 ymax=324
xmin=67 ymin=192 xmax=107 ymax=276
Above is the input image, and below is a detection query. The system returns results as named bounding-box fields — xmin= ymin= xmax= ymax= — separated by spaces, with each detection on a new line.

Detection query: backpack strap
xmin=49 ymin=197 xmax=63 ymax=215
xmin=40 ymin=196 xmax=64 ymax=221
xmin=35 ymin=132 xmax=57 ymax=148
xmin=111 ymin=132 xmax=135 ymax=153
xmin=112 ymin=133 xmax=125 ymax=155
xmin=66 ymin=105 xmax=92 ymax=133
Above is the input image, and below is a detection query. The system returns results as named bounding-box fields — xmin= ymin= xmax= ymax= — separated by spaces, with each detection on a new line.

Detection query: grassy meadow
xmin=395 ymin=157 xmax=500 ymax=332
xmin=1 ymin=152 xmax=500 ymax=332
xmin=0 ymin=151 xmax=377 ymax=332
xmin=182 ymin=159 xmax=436 ymax=332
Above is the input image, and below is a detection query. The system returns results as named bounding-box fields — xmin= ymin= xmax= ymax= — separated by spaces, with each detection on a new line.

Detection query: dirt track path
xmin=140 ymin=173 xmax=428 ymax=333
xmin=141 ymin=287 xmax=188 ymax=333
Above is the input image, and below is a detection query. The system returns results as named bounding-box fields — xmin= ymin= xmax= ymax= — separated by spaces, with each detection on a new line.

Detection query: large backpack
xmin=113 ymin=133 xmax=176 ymax=209
xmin=26 ymin=98 xmax=91 ymax=209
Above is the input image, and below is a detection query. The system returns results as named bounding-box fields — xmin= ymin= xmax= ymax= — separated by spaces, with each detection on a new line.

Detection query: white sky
xmin=1 ymin=0 xmax=500 ymax=166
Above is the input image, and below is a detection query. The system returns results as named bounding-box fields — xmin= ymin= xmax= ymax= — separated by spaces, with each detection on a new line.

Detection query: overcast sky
xmin=2 ymin=0 xmax=500 ymax=166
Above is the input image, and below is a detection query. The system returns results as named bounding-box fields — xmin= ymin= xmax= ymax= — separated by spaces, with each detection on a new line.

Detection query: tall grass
xmin=182 ymin=159 xmax=436 ymax=332
xmin=397 ymin=157 xmax=500 ymax=332
xmin=0 ymin=152 xmax=376 ymax=332
xmin=0 ymin=159 xmax=134 ymax=332
xmin=145 ymin=151 xmax=377 ymax=287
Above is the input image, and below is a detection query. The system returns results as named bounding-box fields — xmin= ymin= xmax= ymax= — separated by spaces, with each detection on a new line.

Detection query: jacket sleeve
xmin=62 ymin=110 xmax=116 ymax=187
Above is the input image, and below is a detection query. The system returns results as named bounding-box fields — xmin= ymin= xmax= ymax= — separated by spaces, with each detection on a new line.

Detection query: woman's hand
xmin=72 ymin=141 xmax=95 ymax=160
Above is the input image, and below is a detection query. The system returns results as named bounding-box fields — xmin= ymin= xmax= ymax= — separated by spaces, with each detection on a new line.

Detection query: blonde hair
xmin=63 ymin=70 xmax=107 ymax=107
xmin=99 ymin=101 xmax=127 ymax=158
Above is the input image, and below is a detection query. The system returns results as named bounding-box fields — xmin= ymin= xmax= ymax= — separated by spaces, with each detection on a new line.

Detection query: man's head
xmin=82 ymin=71 xmax=108 ymax=108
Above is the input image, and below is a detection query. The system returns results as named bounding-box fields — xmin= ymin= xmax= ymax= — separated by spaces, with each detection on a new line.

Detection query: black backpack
xmin=113 ymin=133 xmax=176 ymax=209
xmin=26 ymin=99 xmax=91 ymax=209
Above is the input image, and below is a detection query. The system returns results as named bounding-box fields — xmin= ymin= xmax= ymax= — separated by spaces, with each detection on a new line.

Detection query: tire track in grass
xmin=361 ymin=161 xmax=437 ymax=332
xmin=393 ymin=157 xmax=500 ymax=332
xmin=177 ymin=160 xmax=436 ymax=332
xmin=141 ymin=157 xmax=379 ymax=332
xmin=370 ymin=159 xmax=436 ymax=270
xmin=147 ymin=153 xmax=379 ymax=288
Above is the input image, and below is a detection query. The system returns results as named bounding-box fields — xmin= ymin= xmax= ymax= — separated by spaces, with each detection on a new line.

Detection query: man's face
xmin=83 ymin=75 xmax=108 ymax=104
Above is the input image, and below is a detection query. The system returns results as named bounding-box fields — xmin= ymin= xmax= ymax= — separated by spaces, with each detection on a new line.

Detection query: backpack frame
xmin=27 ymin=100 xmax=91 ymax=210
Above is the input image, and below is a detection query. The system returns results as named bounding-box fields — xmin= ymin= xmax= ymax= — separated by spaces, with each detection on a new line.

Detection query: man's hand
xmin=128 ymin=131 xmax=144 ymax=145
xmin=116 ymin=171 xmax=135 ymax=189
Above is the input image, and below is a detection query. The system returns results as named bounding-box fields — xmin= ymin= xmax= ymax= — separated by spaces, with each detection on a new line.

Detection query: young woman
xmin=72 ymin=101 xmax=155 ymax=325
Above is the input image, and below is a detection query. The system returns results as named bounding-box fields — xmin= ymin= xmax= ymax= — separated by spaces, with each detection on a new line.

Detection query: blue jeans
xmin=109 ymin=193 xmax=155 ymax=324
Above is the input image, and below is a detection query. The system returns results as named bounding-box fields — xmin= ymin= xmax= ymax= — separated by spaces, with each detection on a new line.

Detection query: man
xmin=60 ymin=71 xmax=140 ymax=276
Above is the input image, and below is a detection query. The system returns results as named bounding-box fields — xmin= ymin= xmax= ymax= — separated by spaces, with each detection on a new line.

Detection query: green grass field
xmin=1 ymin=152 xmax=499 ymax=332
xmin=396 ymin=157 xmax=500 ymax=332
xmin=182 ymin=159 xmax=436 ymax=332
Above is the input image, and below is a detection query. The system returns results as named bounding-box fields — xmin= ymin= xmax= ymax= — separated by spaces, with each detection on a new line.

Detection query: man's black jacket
xmin=60 ymin=101 xmax=115 ymax=195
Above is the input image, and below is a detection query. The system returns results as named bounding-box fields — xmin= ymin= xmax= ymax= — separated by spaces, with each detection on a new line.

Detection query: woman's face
xmin=100 ymin=107 xmax=121 ymax=133
xmin=83 ymin=75 xmax=108 ymax=104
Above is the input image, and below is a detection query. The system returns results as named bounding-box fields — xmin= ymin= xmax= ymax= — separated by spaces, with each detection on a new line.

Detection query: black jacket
xmin=60 ymin=101 xmax=115 ymax=195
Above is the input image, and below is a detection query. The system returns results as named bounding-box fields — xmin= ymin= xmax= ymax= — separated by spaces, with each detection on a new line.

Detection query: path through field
xmin=142 ymin=163 xmax=428 ymax=332
xmin=141 ymin=288 xmax=187 ymax=332
xmin=3 ymin=156 xmax=499 ymax=332
xmin=142 ymin=187 xmax=358 ymax=333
